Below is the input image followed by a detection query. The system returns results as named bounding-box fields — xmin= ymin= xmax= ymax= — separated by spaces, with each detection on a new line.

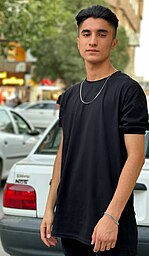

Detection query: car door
xmin=134 ymin=131 xmax=149 ymax=226
xmin=20 ymin=102 xmax=59 ymax=128
xmin=20 ymin=103 xmax=43 ymax=127
xmin=0 ymin=109 xmax=28 ymax=173
xmin=36 ymin=102 xmax=59 ymax=128
xmin=11 ymin=111 xmax=39 ymax=154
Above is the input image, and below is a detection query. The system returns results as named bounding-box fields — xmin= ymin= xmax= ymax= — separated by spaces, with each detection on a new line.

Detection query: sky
xmin=135 ymin=0 xmax=149 ymax=81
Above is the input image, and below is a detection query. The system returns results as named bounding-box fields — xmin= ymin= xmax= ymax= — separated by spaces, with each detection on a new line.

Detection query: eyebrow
xmin=81 ymin=29 xmax=109 ymax=34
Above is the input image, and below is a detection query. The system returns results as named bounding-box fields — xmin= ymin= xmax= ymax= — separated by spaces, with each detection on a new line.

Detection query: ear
xmin=111 ymin=38 xmax=118 ymax=49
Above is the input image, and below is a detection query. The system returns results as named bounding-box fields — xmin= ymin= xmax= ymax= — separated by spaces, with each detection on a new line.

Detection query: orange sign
xmin=16 ymin=46 xmax=25 ymax=62
xmin=7 ymin=42 xmax=25 ymax=62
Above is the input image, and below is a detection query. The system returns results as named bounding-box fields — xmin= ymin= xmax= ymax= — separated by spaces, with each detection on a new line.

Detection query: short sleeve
xmin=119 ymin=83 xmax=148 ymax=134
xmin=57 ymin=94 xmax=63 ymax=127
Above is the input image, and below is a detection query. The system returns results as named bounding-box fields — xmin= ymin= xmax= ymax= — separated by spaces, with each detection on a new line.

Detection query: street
xmin=0 ymin=182 xmax=9 ymax=256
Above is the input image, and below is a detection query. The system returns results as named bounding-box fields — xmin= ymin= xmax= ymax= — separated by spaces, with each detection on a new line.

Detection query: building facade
xmin=108 ymin=0 xmax=143 ymax=78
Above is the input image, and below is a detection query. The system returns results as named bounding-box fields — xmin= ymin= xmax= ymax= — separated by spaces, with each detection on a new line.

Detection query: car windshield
xmin=11 ymin=111 xmax=32 ymax=134
xmin=0 ymin=109 xmax=14 ymax=133
xmin=35 ymin=121 xmax=62 ymax=155
xmin=28 ymin=102 xmax=57 ymax=110
xmin=15 ymin=102 xmax=30 ymax=109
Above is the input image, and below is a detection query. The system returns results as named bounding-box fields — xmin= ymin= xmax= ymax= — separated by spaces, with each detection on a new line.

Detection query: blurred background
xmin=0 ymin=0 xmax=149 ymax=106
xmin=0 ymin=1 xmax=149 ymax=255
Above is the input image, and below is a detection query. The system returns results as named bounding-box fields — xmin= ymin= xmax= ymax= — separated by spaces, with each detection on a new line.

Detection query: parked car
xmin=0 ymin=118 xmax=149 ymax=256
xmin=14 ymin=102 xmax=30 ymax=110
xmin=16 ymin=100 xmax=59 ymax=130
xmin=0 ymin=106 xmax=41 ymax=181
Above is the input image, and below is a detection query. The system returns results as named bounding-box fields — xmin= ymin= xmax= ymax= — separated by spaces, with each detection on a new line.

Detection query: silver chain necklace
xmin=80 ymin=74 xmax=112 ymax=105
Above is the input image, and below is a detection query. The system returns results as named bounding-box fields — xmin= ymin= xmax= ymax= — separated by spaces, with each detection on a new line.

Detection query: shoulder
xmin=57 ymin=82 xmax=81 ymax=105
xmin=113 ymin=71 xmax=145 ymax=96
xmin=115 ymin=71 xmax=142 ymax=89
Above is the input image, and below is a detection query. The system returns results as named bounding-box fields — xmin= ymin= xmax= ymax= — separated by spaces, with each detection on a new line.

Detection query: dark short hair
xmin=75 ymin=5 xmax=119 ymax=35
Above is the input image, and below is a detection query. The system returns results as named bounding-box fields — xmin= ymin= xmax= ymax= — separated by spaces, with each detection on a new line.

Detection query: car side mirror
xmin=28 ymin=129 xmax=40 ymax=136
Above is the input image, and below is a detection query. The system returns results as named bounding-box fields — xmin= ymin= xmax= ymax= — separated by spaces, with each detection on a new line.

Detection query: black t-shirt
xmin=52 ymin=71 xmax=148 ymax=254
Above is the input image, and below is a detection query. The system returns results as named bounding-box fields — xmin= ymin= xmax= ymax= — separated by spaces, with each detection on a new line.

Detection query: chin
xmin=85 ymin=58 xmax=101 ymax=65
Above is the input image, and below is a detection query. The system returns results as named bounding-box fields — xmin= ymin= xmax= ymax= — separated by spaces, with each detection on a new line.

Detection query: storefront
xmin=0 ymin=71 xmax=25 ymax=103
xmin=38 ymin=79 xmax=65 ymax=101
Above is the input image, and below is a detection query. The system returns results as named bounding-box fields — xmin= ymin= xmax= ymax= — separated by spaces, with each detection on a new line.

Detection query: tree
xmin=111 ymin=27 xmax=129 ymax=71
xmin=33 ymin=0 xmax=129 ymax=86
xmin=0 ymin=0 xmax=68 ymax=48
xmin=0 ymin=0 xmax=129 ymax=87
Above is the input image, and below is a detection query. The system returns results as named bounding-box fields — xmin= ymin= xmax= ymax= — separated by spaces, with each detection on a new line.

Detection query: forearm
xmin=106 ymin=153 xmax=144 ymax=220
xmin=106 ymin=134 xmax=145 ymax=221
xmin=44 ymin=135 xmax=63 ymax=213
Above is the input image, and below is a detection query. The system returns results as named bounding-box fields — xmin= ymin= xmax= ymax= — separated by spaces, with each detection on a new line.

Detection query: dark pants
xmin=61 ymin=238 xmax=132 ymax=256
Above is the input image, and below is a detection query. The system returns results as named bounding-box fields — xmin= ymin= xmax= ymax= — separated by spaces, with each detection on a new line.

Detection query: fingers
xmin=93 ymin=240 xmax=101 ymax=253
xmin=47 ymin=236 xmax=58 ymax=247
xmin=40 ymin=221 xmax=57 ymax=247
xmin=46 ymin=223 xmax=51 ymax=239
xmin=91 ymin=216 xmax=118 ymax=253
xmin=91 ymin=231 xmax=95 ymax=246
xmin=40 ymin=222 xmax=50 ymax=247
xmin=91 ymin=229 xmax=116 ymax=253
xmin=40 ymin=222 xmax=47 ymax=244
xmin=93 ymin=241 xmax=116 ymax=253
xmin=110 ymin=242 xmax=116 ymax=249
xmin=105 ymin=243 xmax=112 ymax=251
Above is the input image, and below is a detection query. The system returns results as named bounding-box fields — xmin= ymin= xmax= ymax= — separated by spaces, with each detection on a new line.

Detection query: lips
xmin=86 ymin=49 xmax=99 ymax=52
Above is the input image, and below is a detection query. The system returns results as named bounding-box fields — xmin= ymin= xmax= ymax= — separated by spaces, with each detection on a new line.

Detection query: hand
xmin=91 ymin=215 xmax=118 ymax=252
xmin=40 ymin=210 xmax=58 ymax=247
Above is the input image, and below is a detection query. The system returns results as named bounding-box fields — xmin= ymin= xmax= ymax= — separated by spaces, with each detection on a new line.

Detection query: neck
xmin=85 ymin=62 xmax=117 ymax=81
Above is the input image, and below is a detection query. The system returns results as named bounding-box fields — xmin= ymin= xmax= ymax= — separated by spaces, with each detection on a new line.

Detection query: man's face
xmin=77 ymin=17 xmax=118 ymax=65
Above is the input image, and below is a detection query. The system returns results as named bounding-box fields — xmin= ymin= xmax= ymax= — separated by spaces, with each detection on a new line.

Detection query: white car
xmin=0 ymin=118 xmax=149 ymax=256
xmin=0 ymin=106 xmax=41 ymax=181
xmin=14 ymin=102 xmax=30 ymax=109
xmin=16 ymin=100 xmax=59 ymax=130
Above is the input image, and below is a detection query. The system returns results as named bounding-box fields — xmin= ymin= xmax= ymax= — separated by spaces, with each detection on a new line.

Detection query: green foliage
xmin=31 ymin=0 xmax=108 ymax=86
xmin=111 ymin=26 xmax=129 ymax=71
xmin=0 ymin=0 xmax=68 ymax=48
xmin=0 ymin=0 xmax=129 ymax=87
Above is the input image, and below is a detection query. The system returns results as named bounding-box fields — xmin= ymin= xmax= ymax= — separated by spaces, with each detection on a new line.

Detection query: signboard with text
xmin=0 ymin=72 xmax=25 ymax=86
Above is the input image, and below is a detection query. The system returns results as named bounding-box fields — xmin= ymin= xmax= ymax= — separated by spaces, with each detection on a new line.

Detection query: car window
xmin=44 ymin=103 xmax=56 ymax=109
xmin=15 ymin=102 xmax=29 ymax=109
xmin=0 ymin=109 xmax=14 ymax=133
xmin=11 ymin=112 xmax=32 ymax=134
xmin=27 ymin=102 xmax=56 ymax=110
xmin=35 ymin=122 xmax=62 ymax=155
xmin=27 ymin=103 xmax=41 ymax=109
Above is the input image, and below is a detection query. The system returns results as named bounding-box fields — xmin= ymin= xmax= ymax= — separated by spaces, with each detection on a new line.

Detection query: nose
xmin=89 ymin=34 xmax=98 ymax=47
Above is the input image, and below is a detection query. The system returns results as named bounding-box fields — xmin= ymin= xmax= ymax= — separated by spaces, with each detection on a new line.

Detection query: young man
xmin=40 ymin=5 xmax=148 ymax=256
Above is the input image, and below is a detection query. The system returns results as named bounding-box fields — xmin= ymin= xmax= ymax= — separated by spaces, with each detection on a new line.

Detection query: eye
xmin=98 ymin=33 xmax=106 ymax=37
xmin=83 ymin=33 xmax=90 ymax=37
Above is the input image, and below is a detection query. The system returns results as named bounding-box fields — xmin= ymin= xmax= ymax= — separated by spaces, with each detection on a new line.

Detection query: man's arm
xmin=106 ymin=133 xmax=145 ymax=220
xmin=40 ymin=133 xmax=63 ymax=247
xmin=91 ymin=134 xmax=145 ymax=252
